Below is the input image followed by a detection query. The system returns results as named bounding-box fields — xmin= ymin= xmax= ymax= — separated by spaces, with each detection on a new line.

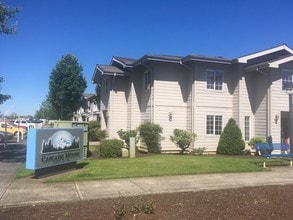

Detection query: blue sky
xmin=0 ymin=0 xmax=293 ymax=117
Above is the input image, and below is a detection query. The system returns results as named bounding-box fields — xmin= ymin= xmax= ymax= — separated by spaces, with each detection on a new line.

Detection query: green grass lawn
xmin=39 ymin=154 xmax=270 ymax=183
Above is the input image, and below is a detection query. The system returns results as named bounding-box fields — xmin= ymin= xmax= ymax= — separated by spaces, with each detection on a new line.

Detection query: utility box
xmin=129 ymin=137 xmax=136 ymax=158
xmin=53 ymin=121 xmax=89 ymax=158
xmin=121 ymin=148 xmax=129 ymax=158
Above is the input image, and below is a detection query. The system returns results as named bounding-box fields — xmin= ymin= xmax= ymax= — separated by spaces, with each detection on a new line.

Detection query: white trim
xmin=237 ymin=45 xmax=293 ymax=63
xmin=112 ymin=57 xmax=126 ymax=68
xmin=269 ymin=56 xmax=293 ymax=68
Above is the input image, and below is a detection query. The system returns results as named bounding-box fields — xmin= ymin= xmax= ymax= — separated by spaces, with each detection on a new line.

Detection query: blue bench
xmin=255 ymin=143 xmax=293 ymax=168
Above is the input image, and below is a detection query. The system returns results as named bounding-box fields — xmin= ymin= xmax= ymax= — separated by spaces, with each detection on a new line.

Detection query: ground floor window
xmin=206 ymin=115 xmax=222 ymax=135
xmin=244 ymin=116 xmax=250 ymax=141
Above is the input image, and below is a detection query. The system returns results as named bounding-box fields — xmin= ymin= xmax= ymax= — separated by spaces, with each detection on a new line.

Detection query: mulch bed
xmin=1 ymin=184 xmax=293 ymax=219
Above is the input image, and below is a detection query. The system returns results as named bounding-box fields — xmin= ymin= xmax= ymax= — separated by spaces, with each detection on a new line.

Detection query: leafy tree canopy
xmin=48 ymin=54 xmax=87 ymax=120
xmin=0 ymin=2 xmax=20 ymax=34
xmin=0 ymin=76 xmax=11 ymax=105
xmin=34 ymin=97 xmax=59 ymax=120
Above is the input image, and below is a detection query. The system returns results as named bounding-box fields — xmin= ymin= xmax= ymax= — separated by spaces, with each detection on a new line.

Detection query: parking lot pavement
xmin=0 ymin=142 xmax=26 ymax=201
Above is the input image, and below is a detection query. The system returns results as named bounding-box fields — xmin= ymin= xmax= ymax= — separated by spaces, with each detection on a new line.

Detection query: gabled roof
xmin=111 ymin=56 xmax=136 ymax=68
xmin=182 ymin=54 xmax=232 ymax=64
xmin=245 ymin=54 xmax=293 ymax=71
xmin=96 ymin=65 xmax=125 ymax=75
xmin=91 ymin=64 xmax=125 ymax=83
xmin=133 ymin=54 xmax=183 ymax=66
xmin=83 ymin=94 xmax=96 ymax=100
xmin=236 ymin=44 xmax=293 ymax=63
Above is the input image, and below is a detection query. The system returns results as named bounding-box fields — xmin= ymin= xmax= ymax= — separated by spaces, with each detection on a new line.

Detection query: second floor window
xmin=207 ymin=70 xmax=223 ymax=90
xmin=282 ymin=70 xmax=293 ymax=90
xmin=102 ymin=78 xmax=110 ymax=94
xmin=144 ymin=71 xmax=152 ymax=90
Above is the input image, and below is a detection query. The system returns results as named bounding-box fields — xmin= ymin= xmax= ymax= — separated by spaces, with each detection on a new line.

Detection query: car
xmin=0 ymin=131 xmax=14 ymax=142
xmin=13 ymin=120 xmax=35 ymax=129
xmin=0 ymin=122 xmax=27 ymax=137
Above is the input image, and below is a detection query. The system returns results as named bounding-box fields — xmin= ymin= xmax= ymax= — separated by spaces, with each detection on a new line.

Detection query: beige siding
xmin=127 ymin=75 xmax=141 ymax=130
xmin=238 ymin=74 xmax=255 ymax=141
xmin=108 ymin=78 xmax=128 ymax=138
xmin=254 ymin=72 xmax=268 ymax=138
xmin=270 ymin=62 xmax=293 ymax=142
xmin=193 ymin=63 xmax=233 ymax=151
xmin=152 ymin=63 xmax=191 ymax=151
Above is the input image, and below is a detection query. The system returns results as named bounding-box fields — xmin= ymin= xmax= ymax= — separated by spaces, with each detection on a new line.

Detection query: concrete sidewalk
xmin=1 ymin=167 xmax=293 ymax=207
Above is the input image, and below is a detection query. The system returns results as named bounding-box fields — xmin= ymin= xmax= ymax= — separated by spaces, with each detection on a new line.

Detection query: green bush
xmin=217 ymin=118 xmax=245 ymax=155
xmin=117 ymin=129 xmax=138 ymax=148
xmin=139 ymin=122 xmax=163 ymax=153
xmin=190 ymin=147 xmax=206 ymax=155
xmin=170 ymin=129 xmax=196 ymax=154
xmin=248 ymin=137 xmax=266 ymax=149
xmin=88 ymin=121 xmax=107 ymax=141
xmin=100 ymin=139 xmax=123 ymax=158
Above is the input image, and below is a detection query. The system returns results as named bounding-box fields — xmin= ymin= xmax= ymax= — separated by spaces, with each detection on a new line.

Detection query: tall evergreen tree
xmin=48 ymin=54 xmax=87 ymax=120
xmin=34 ymin=98 xmax=58 ymax=120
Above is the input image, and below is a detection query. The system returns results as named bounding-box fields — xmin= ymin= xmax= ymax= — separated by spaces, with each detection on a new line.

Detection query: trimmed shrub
xmin=100 ymin=139 xmax=123 ymax=158
xmin=248 ymin=137 xmax=266 ymax=149
xmin=217 ymin=118 xmax=245 ymax=155
xmin=170 ymin=129 xmax=196 ymax=154
xmin=139 ymin=122 xmax=163 ymax=153
xmin=117 ymin=129 xmax=138 ymax=148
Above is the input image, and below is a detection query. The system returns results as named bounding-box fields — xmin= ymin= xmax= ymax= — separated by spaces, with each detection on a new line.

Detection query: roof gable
xmin=237 ymin=44 xmax=293 ymax=63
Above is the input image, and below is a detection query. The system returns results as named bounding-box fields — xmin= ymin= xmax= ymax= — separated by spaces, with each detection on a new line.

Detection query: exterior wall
xmin=152 ymin=62 xmax=191 ymax=151
xmin=127 ymin=72 xmax=142 ymax=130
xmin=254 ymin=71 xmax=269 ymax=139
xmin=237 ymin=72 xmax=255 ymax=143
xmin=108 ymin=77 xmax=128 ymax=138
xmin=95 ymin=49 xmax=293 ymax=153
xmin=270 ymin=62 xmax=293 ymax=143
xmin=193 ymin=62 xmax=234 ymax=152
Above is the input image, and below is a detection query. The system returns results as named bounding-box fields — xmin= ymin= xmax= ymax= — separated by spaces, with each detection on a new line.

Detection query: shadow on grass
xmin=77 ymin=162 xmax=90 ymax=169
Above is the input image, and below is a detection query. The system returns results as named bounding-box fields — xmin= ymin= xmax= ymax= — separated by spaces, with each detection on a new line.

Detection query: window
xmin=144 ymin=71 xmax=152 ymax=90
xmin=102 ymin=78 xmax=109 ymax=94
xmin=282 ymin=70 xmax=293 ymax=90
xmin=207 ymin=70 xmax=223 ymax=90
xmin=244 ymin=116 xmax=250 ymax=141
xmin=206 ymin=115 xmax=222 ymax=135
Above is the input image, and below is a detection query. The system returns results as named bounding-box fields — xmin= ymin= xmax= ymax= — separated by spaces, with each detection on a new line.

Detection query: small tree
xmin=139 ymin=122 xmax=163 ymax=153
xmin=88 ymin=121 xmax=107 ymax=141
xmin=117 ymin=129 xmax=138 ymax=148
xmin=217 ymin=118 xmax=245 ymax=155
xmin=170 ymin=129 xmax=196 ymax=154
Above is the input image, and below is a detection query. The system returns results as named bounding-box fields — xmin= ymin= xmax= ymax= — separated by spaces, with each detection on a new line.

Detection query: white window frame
xmin=206 ymin=70 xmax=223 ymax=90
xmin=244 ymin=116 xmax=250 ymax=141
xmin=144 ymin=71 xmax=152 ymax=90
xmin=206 ymin=115 xmax=223 ymax=135
xmin=102 ymin=77 xmax=110 ymax=94
xmin=282 ymin=69 xmax=293 ymax=90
